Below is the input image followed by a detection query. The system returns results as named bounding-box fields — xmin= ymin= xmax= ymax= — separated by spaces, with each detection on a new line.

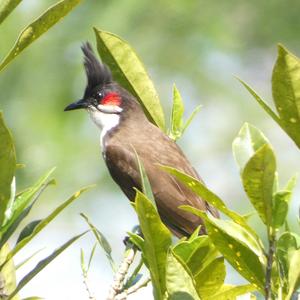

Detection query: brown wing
xmin=105 ymin=139 xmax=217 ymax=237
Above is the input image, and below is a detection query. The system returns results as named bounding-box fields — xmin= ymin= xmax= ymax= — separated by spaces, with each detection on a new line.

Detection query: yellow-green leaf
xmin=0 ymin=0 xmax=82 ymax=71
xmin=272 ymin=45 xmax=300 ymax=148
xmin=135 ymin=191 xmax=172 ymax=299
xmin=94 ymin=28 xmax=165 ymax=131
xmin=0 ymin=112 xmax=16 ymax=226
xmin=196 ymin=257 xmax=226 ymax=298
xmin=166 ymin=250 xmax=200 ymax=300
xmin=242 ymin=144 xmax=276 ymax=227
xmin=0 ymin=0 xmax=22 ymax=25
xmin=232 ymin=123 xmax=269 ymax=171
xmin=169 ymin=84 xmax=184 ymax=140
xmin=0 ymin=243 xmax=18 ymax=300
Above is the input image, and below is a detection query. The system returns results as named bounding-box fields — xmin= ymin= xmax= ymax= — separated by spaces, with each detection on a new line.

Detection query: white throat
xmin=88 ymin=107 xmax=120 ymax=148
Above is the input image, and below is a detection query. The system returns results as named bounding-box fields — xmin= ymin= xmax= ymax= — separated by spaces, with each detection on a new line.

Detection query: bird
xmin=64 ymin=42 xmax=219 ymax=237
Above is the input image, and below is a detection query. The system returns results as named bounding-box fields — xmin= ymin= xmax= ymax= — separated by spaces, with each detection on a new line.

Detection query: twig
xmin=265 ymin=231 xmax=276 ymax=300
xmin=82 ymin=271 xmax=96 ymax=300
xmin=106 ymin=245 xmax=137 ymax=300
xmin=123 ymin=256 xmax=143 ymax=289
xmin=115 ymin=278 xmax=151 ymax=300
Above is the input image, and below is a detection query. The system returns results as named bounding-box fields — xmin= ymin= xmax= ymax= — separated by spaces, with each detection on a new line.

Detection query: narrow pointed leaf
xmin=133 ymin=148 xmax=155 ymax=203
xmin=166 ymin=250 xmax=200 ymax=300
xmin=237 ymin=78 xmax=283 ymax=130
xmin=169 ymin=84 xmax=184 ymax=140
xmin=94 ymin=28 xmax=165 ymax=130
xmin=242 ymin=144 xmax=276 ymax=226
xmin=232 ymin=123 xmax=269 ymax=171
xmin=0 ymin=0 xmax=22 ymax=24
xmin=135 ymin=191 xmax=172 ymax=299
xmin=8 ymin=231 xmax=88 ymax=299
xmin=272 ymin=45 xmax=300 ymax=148
xmin=3 ymin=186 xmax=91 ymax=266
xmin=0 ymin=112 xmax=16 ymax=226
xmin=16 ymin=220 xmax=41 ymax=244
xmin=0 ymin=178 xmax=55 ymax=250
xmin=181 ymin=105 xmax=201 ymax=135
xmin=80 ymin=213 xmax=115 ymax=271
xmin=16 ymin=248 xmax=44 ymax=270
xmin=0 ymin=0 xmax=82 ymax=71
xmin=87 ymin=243 xmax=97 ymax=272
xmin=1 ymin=168 xmax=56 ymax=233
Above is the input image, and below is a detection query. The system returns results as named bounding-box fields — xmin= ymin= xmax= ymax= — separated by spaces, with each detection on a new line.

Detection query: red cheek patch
xmin=101 ymin=92 xmax=122 ymax=106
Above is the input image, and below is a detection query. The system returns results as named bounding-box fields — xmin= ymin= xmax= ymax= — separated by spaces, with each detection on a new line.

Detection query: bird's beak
xmin=64 ymin=99 xmax=88 ymax=111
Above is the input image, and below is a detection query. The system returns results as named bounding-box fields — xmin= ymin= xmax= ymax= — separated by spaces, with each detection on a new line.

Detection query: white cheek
xmin=88 ymin=108 xmax=120 ymax=148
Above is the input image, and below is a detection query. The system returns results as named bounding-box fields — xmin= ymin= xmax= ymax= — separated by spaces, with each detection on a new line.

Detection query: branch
xmin=106 ymin=245 xmax=137 ymax=300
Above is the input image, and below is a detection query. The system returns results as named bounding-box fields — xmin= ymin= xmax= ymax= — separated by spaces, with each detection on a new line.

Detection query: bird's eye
xmin=96 ymin=91 xmax=103 ymax=99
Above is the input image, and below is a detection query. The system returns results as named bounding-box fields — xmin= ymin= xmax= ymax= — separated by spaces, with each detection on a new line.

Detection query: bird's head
xmin=64 ymin=42 xmax=141 ymax=130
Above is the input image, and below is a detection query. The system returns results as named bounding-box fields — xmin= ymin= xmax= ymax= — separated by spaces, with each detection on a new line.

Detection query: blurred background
xmin=1 ymin=0 xmax=300 ymax=299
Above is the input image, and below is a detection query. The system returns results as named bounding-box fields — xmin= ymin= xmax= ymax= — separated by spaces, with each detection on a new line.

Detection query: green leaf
xmin=272 ymin=45 xmax=300 ymax=148
xmin=8 ymin=231 xmax=88 ymax=299
xmin=232 ymin=123 xmax=269 ymax=171
xmin=272 ymin=191 xmax=291 ymax=229
xmin=133 ymin=148 xmax=155 ymax=204
xmin=285 ymin=174 xmax=298 ymax=192
xmin=135 ymin=191 xmax=172 ymax=299
xmin=0 ymin=0 xmax=22 ymax=25
xmin=2 ymin=186 xmax=91 ymax=269
xmin=161 ymin=165 xmax=260 ymax=240
xmin=80 ymin=213 xmax=115 ymax=272
xmin=94 ymin=28 xmax=165 ymax=130
xmin=169 ymin=84 xmax=184 ymax=140
xmin=181 ymin=105 xmax=201 ymax=136
xmin=21 ymin=297 xmax=44 ymax=300
xmin=173 ymin=235 xmax=218 ymax=276
xmin=0 ymin=112 xmax=16 ymax=226
xmin=0 ymin=243 xmax=17 ymax=299
xmin=1 ymin=168 xmax=56 ymax=232
xmin=0 ymin=0 xmax=82 ymax=72
xmin=166 ymin=250 xmax=200 ymax=300
xmin=277 ymin=232 xmax=300 ymax=298
xmin=16 ymin=220 xmax=41 ymax=244
xmin=196 ymin=257 xmax=226 ymax=298
xmin=237 ymin=78 xmax=284 ymax=131
xmin=0 ymin=178 xmax=55 ymax=251
xmin=127 ymin=232 xmax=145 ymax=251
xmin=87 ymin=243 xmax=97 ymax=272
xmin=242 ymin=144 xmax=276 ymax=227
xmin=183 ymin=208 xmax=266 ymax=291
xmin=211 ymin=284 xmax=256 ymax=300
xmin=16 ymin=248 xmax=44 ymax=270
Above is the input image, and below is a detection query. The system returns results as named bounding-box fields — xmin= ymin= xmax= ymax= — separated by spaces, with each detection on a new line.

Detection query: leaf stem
xmin=265 ymin=230 xmax=276 ymax=300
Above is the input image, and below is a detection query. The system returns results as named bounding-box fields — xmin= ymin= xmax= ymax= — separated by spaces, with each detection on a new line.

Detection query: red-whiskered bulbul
xmin=64 ymin=43 xmax=219 ymax=237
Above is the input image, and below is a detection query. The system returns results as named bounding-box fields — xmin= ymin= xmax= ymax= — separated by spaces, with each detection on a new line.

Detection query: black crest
xmin=81 ymin=42 xmax=112 ymax=97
